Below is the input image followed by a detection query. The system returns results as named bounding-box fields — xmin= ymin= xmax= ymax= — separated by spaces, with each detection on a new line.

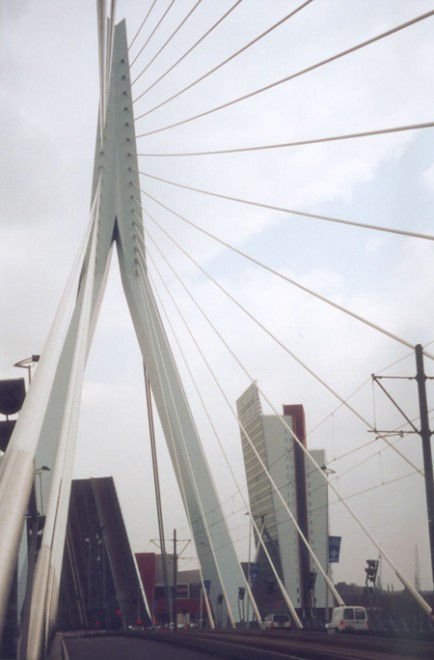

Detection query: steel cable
xmin=136 ymin=9 xmax=434 ymax=137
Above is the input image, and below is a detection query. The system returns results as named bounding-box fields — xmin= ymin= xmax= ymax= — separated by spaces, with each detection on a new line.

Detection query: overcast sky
xmin=1 ymin=0 xmax=434 ymax=591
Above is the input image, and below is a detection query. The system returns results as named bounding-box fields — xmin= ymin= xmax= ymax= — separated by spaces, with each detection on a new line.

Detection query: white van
xmin=325 ymin=606 xmax=369 ymax=633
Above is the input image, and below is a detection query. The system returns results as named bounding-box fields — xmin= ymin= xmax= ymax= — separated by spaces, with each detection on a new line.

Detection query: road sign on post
xmin=249 ymin=562 xmax=259 ymax=583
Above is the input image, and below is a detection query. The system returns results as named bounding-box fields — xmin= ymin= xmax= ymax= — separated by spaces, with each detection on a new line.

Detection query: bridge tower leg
xmin=0 ymin=18 xmax=257 ymax=658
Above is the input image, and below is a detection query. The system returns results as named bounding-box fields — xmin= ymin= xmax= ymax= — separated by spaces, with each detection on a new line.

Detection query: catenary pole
xmin=415 ymin=344 xmax=434 ymax=586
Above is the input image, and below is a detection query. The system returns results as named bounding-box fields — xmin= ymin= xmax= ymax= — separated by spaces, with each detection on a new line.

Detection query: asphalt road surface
xmin=62 ymin=635 xmax=227 ymax=660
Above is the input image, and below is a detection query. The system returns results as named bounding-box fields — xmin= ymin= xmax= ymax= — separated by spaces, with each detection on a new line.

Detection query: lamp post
xmin=173 ymin=529 xmax=177 ymax=632
xmin=84 ymin=537 xmax=92 ymax=612
xmin=238 ymin=587 xmax=245 ymax=623
xmin=13 ymin=355 xmax=40 ymax=387
xmin=321 ymin=465 xmax=335 ymax=622
xmin=245 ymin=512 xmax=252 ymax=626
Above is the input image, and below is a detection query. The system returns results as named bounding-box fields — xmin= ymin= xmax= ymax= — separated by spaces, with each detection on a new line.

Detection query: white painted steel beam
xmin=95 ymin=18 xmax=249 ymax=628
xmin=0 ymin=18 xmax=253 ymax=657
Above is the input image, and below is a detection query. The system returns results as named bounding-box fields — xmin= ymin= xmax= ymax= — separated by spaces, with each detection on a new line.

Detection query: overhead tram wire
xmin=135 ymin=9 xmax=434 ymax=137
xmin=130 ymin=0 xmax=177 ymax=69
xmin=140 ymin=216 xmax=425 ymax=528
xmin=177 ymin=212 xmax=424 ymax=484
xmin=137 ymin=171 xmax=434 ymax=245
xmin=309 ymin=377 xmax=372 ymax=437
xmin=137 ymin=192 xmax=423 ymax=524
xmin=265 ymin=409 xmax=426 ymax=497
xmin=137 ymin=222 xmax=426 ymax=592
xmin=244 ymin=477 xmax=415 ymax=523
xmin=312 ymin=416 xmax=424 ymax=476
xmin=137 ymin=202 xmax=431 ymax=501
xmin=137 ymin=208 xmax=427 ymax=614
xmin=132 ymin=0 xmax=243 ymax=103
xmin=329 ymin=470 xmax=419 ymax=508
xmin=310 ymin=344 xmax=433 ymax=434
xmin=137 ymin=121 xmax=434 ymax=157
xmin=175 ymin=452 xmax=420 ymax=550
xmin=143 ymin=209 xmax=424 ymax=484
xmin=133 ymin=0 xmax=314 ymax=116
xmin=192 ymin=456 xmax=420 ymax=551
xmin=236 ymin=450 xmax=420 ymax=522
xmin=133 ymin=197 xmax=424 ymax=478
xmin=128 ymin=12 xmax=430 ymax=612
xmin=331 ymin=447 xmax=410 ymax=485
xmin=131 ymin=0 xmax=203 ymax=86
xmin=142 ymin=183 xmax=430 ymax=556
xmin=136 ymin=236 xmax=340 ymax=615
xmin=268 ymin=381 xmax=426 ymax=488
xmin=308 ymin=348 xmax=430 ymax=465
xmin=134 ymin=181 xmax=434 ymax=363
xmin=305 ymin=431 xmax=424 ymax=505
xmin=136 ymin=188 xmax=433 ymax=474
xmin=302 ymin=469 xmax=420 ymax=521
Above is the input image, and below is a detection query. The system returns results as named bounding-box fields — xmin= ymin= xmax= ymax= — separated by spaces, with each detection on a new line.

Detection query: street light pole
xmin=84 ymin=537 xmax=92 ymax=612
xmin=245 ymin=512 xmax=252 ymax=626
xmin=13 ymin=355 xmax=40 ymax=387
xmin=415 ymin=344 xmax=434 ymax=586
xmin=321 ymin=465 xmax=335 ymax=621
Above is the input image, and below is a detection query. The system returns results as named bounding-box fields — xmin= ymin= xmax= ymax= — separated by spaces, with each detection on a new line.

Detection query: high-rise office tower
xmin=237 ymin=383 xmax=327 ymax=611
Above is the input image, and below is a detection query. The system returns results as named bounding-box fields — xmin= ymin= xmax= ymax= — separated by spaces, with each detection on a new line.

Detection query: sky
xmin=1 ymin=0 xmax=434 ymax=593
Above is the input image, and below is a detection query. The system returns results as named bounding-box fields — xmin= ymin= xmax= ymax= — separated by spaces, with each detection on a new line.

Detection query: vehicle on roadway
xmin=325 ymin=606 xmax=369 ymax=633
xmin=260 ymin=613 xmax=291 ymax=630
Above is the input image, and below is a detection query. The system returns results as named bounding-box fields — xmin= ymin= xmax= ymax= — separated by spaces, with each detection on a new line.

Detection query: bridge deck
xmin=48 ymin=629 xmax=434 ymax=660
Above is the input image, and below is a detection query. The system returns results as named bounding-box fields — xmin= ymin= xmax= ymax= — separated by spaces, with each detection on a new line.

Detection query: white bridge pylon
xmin=0 ymin=20 xmax=261 ymax=658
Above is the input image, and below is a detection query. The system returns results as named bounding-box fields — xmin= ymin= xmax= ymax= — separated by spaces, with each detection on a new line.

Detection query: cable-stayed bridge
xmin=1 ymin=2 xmax=434 ymax=658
